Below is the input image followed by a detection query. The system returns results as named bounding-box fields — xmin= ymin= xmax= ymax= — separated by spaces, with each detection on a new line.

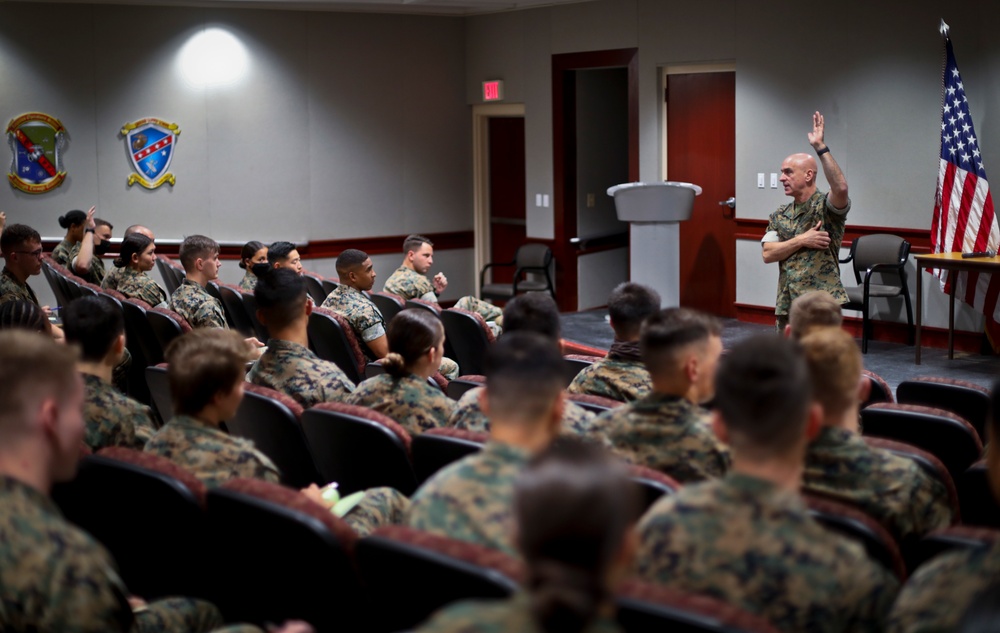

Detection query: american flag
xmin=930 ymin=35 xmax=1000 ymax=327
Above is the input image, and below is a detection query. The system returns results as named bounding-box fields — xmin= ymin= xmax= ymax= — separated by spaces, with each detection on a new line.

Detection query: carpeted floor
xmin=561 ymin=309 xmax=1000 ymax=393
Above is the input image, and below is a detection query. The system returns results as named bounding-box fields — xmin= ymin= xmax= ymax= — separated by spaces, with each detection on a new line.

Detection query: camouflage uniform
xmin=322 ymin=283 xmax=459 ymax=378
xmin=237 ymin=270 xmax=257 ymax=294
xmin=246 ymin=338 xmax=354 ymax=408
xmin=804 ymin=426 xmax=953 ymax=542
xmin=114 ymin=267 xmax=167 ymax=308
xmin=82 ymin=373 xmax=157 ymax=450
xmin=888 ymin=541 xmax=1000 ymax=633
xmin=0 ymin=474 xmax=224 ymax=633
xmin=0 ymin=267 xmax=38 ymax=306
xmin=51 ymin=238 xmax=75 ymax=269
xmin=67 ymin=242 xmax=106 ymax=285
xmin=764 ymin=190 xmax=850 ymax=322
xmin=415 ymin=593 xmax=621 ymax=633
xmin=449 ymin=386 xmax=601 ymax=440
xmin=383 ymin=265 xmax=503 ymax=335
xmin=407 ymin=441 xmax=528 ymax=557
xmin=347 ymin=373 xmax=455 ymax=435
xmin=341 ymin=486 xmax=411 ymax=538
xmin=637 ymin=472 xmax=898 ymax=633
xmin=101 ymin=266 xmax=126 ymax=292
xmin=144 ymin=415 xmax=280 ymax=487
xmin=170 ymin=280 xmax=227 ymax=329
xmin=567 ymin=357 xmax=651 ymax=402
xmin=589 ymin=393 xmax=729 ymax=483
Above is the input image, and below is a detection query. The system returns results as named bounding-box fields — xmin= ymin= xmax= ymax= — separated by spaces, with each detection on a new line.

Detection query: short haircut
xmin=485 ymin=331 xmax=565 ymax=425
xmin=114 ymin=233 xmax=153 ymax=269
xmin=0 ymin=330 xmax=79 ymax=438
xmin=607 ymin=282 xmax=660 ymax=339
xmin=503 ymin=294 xmax=561 ymax=341
xmin=178 ymin=235 xmax=219 ymax=272
xmin=1 ymin=224 xmax=41 ymax=254
xmin=403 ymin=234 xmax=432 ymax=254
xmin=788 ymin=290 xmax=843 ymax=340
xmin=254 ymin=267 xmax=307 ymax=331
xmin=124 ymin=224 xmax=150 ymax=237
xmin=336 ymin=249 xmax=369 ymax=277
xmin=94 ymin=218 xmax=113 ymax=230
xmin=58 ymin=210 xmax=87 ymax=229
xmin=800 ymin=328 xmax=862 ymax=419
xmin=0 ymin=300 xmax=50 ymax=334
xmin=267 ymin=241 xmax=297 ymax=265
xmin=240 ymin=241 xmax=266 ymax=270
xmin=382 ymin=309 xmax=444 ymax=378
xmin=166 ymin=329 xmax=249 ymax=416
xmin=63 ymin=296 xmax=124 ymax=363
xmin=640 ymin=308 xmax=722 ymax=376
xmin=713 ymin=334 xmax=812 ymax=459
xmin=517 ymin=438 xmax=641 ymax=631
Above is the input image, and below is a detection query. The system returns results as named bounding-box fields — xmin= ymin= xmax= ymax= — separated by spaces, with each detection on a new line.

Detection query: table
xmin=914 ymin=252 xmax=1000 ymax=364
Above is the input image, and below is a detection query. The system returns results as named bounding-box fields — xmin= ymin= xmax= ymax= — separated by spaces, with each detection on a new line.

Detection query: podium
xmin=607 ymin=181 xmax=702 ymax=307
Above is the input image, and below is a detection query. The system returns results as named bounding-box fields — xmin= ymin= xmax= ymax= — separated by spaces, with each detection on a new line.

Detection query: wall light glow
xmin=178 ymin=28 xmax=248 ymax=88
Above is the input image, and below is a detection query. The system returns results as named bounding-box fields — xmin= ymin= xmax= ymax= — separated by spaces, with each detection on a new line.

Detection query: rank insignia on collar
xmin=121 ymin=117 xmax=180 ymax=189
xmin=5 ymin=112 xmax=67 ymax=194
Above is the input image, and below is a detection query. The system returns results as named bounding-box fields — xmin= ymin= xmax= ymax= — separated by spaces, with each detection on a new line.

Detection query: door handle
xmin=718 ymin=197 xmax=736 ymax=209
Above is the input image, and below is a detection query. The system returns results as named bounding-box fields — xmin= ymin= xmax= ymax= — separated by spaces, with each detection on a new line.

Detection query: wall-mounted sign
xmin=5 ymin=112 xmax=67 ymax=194
xmin=483 ymin=80 xmax=504 ymax=102
xmin=121 ymin=117 xmax=180 ymax=189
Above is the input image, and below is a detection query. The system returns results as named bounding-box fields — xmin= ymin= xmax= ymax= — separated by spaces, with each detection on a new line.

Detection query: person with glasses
xmin=0 ymin=224 xmax=48 ymax=312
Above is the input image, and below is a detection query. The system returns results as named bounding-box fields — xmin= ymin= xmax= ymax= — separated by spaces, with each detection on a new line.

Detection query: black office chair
xmin=839 ymin=234 xmax=913 ymax=353
xmin=479 ymin=243 xmax=555 ymax=302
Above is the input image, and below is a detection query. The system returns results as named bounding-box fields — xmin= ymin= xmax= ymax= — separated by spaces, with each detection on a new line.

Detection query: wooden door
xmin=668 ymin=72 xmax=736 ymax=318
xmin=487 ymin=117 xmax=526 ymax=284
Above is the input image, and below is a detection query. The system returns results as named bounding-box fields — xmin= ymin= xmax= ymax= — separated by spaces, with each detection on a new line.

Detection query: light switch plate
xmin=757 ymin=173 xmax=765 ymax=189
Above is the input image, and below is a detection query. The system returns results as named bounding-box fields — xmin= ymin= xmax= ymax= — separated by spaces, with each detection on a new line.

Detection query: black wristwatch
xmin=85 ymin=228 xmax=95 ymax=234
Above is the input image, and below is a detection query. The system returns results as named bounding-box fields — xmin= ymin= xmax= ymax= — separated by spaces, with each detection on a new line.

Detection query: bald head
xmin=125 ymin=224 xmax=155 ymax=241
xmin=780 ymin=153 xmax=818 ymax=202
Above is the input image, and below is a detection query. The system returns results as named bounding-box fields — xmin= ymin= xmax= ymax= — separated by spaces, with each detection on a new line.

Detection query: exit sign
xmin=482 ymin=80 xmax=504 ymax=102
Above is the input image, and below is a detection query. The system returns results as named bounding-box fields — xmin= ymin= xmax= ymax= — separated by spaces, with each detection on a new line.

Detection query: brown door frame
xmin=552 ymin=48 xmax=639 ymax=312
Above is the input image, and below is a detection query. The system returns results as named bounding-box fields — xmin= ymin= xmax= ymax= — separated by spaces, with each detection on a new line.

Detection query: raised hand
xmin=808 ymin=111 xmax=826 ymax=149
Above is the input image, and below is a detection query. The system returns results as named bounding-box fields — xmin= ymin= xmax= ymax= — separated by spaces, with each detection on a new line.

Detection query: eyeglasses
xmin=14 ymin=249 xmax=43 ymax=259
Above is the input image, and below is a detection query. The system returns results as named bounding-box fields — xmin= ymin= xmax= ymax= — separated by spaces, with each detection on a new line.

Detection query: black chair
xmin=155 ymin=257 xmax=183 ymax=296
xmin=896 ymin=377 xmax=990 ymax=442
xmin=146 ymin=308 xmax=190 ymax=355
xmin=145 ymin=364 xmax=174 ymax=424
xmin=479 ymin=243 xmax=555 ymax=302
xmin=906 ymin=525 xmax=1000 ymax=573
xmin=205 ymin=480 xmax=364 ymax=631
xmin=321 ymin=278 xmax=339 ymax=296
xmin=411 ymin=428 xmax=487 ymax=485
xmin=307 ymin=308 xmax=366 ymax=384
xmin=440 ymin=308 xmax=495 ymax=376
xmin=630 ymin=465 xmax=681 ymax=514
xmin=861 ymin=369 xmax=894 ymax=408
xmin=958 ymin=460 xmax=1000 ymax=529
xmin=617 ymin=582 xmax=782 ymax=633
xmin=405 ymin=298 xmax=442 ymax=317
xmin=445 ymin=376 xmax=484 ymax=400
xmin=860 ymin=403 xmax=984 ymax=481
xmin=804 ymin=494 xmax=907 ymax=581
xmin=240 ymin=291 xmax=269 ymax=341
xmin=300 ymin=403 xmax=418 ymax=496
xmin=51 ymin=451 xmax=208 ymax=601
xmin=122 ymin=299 xmax=166 ymax=368
xmin=302 ymin=273 xmax=328 ymax=305
xmin=216 ymin=283 xmax=255 ymax=337
xmin=568 ymin=393 xmax=621 ymax=415
xmin=41 ymin=259 xmax=73 ymax=308
xmin=369 ymin=291 xmax=404 ymax=325
xmin=838 ymin=234 xmax=913 ymax=353
xmin=227 ymin=384 xmax=321 ymax=488
xmin=355 ymin=526 xmax=520 ymax=633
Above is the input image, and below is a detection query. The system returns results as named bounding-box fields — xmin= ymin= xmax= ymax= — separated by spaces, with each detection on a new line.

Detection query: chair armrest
xmin=479 ymin=261 xmax=516 ymax=287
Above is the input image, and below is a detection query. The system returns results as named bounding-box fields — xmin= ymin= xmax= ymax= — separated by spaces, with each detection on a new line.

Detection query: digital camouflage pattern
xmin=567 ymin=357 xmax=651 ymax=402
xmin=144 ymin=415 xmax=279 ymax=487
xmin=347 ymin=373 xmax=455 ymax=435
xmin=804 ymin=426 xmax=953 ymax=542
xmin=448 ymin=386 xmax=601 ymax=440
xmin=637 ymin=473 xmax=898 ymax=633
xmin=169 ymin=280 xmax=227 ymax=329
xmin=383 ymin=266 xmax=503 ymax=333
xmin=237 ymin=271 xmax=257 ymax=294
xmin=0 ymin=475 xmax=224 ymax=633
xmin=888 ymin=541 xmax=1000 ymax=633
xmin=765 ymin=190 xmax=850 ymax=316
xmin=406 ymin=442 xmax=529 ymax=557
xmin=81 ymin=373 xmax=156 ymax=450
xmin=341 ymin=486 xmax=411 ymax=538
xmin=0 ymin=267 xmax=38 ymax=306
xmin=51 ymin=238 xmax=75 ymax=269
xmin=246 ymin=338 xmax=354 ymax=408
xmin=65 ymin=241 xmax=106 ymax=286
xmin=414 ymin=593 xmax=622 ymax=633
xmin=589 ymin=393 xmax=729 ymax=483
xmin=101 ymin=266 xmax=126 ymax=293
xmin=112 ymin=267 xmax=167 ymax=308
xmin=320 ymin=283 xmax=386 ymax=345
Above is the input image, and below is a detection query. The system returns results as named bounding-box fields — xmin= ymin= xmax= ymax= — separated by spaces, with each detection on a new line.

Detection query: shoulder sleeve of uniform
xmin=826 ymin=193 xmax=851 ymax=216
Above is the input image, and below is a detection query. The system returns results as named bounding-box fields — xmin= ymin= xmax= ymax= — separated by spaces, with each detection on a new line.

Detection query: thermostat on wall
xmin=482 ymin=80 xmax=504 ymax=102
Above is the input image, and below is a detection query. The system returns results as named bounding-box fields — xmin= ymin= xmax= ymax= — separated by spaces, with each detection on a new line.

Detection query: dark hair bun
xmin=251 ymin=262 xmax=273 ymax=278
xmin=58 ymin=209 xmax=87 ymax=229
